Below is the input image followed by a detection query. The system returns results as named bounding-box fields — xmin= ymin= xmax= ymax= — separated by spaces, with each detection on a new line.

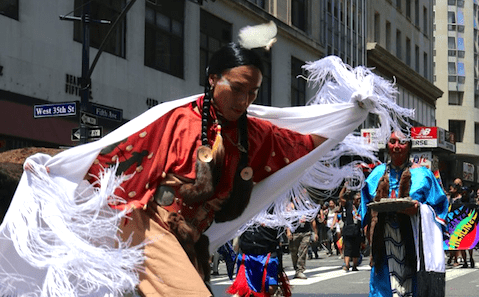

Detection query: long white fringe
xmin=304 ymin=55 xmax=414 ymax=141
xmin=241 ymin=56 xmax=415 ymax=234
xmin=1 ymin=161 xmax=144 ymax=297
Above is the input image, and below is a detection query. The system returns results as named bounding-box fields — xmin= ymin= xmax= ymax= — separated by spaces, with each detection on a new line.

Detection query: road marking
xmin=446 ymin=267 xmax=476 ymax=281
xmin=212 ymin=265 xmax=477 ymax=286
xmin=287 ymin=266 xmax=370 ymax=286
xmin=211 ymin=265 xmax=370 ymax=286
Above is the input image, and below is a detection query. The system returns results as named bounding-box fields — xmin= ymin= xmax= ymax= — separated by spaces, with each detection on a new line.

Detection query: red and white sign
xmin=361 ymin=128 xmax=385 ymax=150
xmin=411 ymin=127 xmax=455 ymax=152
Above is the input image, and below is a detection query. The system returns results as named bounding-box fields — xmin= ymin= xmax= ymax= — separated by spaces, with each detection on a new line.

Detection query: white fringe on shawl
xmin=206 ymin=56 xmax=415 ymax=247
xmin=0 ymin=159 xmax=143 ymax=297
xmin=0 ymin=56 xmax=414 ymax=296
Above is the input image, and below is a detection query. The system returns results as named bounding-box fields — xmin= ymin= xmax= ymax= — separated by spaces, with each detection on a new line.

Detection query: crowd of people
xmin=222 ymin=131 xmax=472 ymax=297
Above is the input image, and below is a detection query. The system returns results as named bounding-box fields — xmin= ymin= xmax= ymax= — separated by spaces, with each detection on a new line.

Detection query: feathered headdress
xmin=238 ymin=21 xmax=277 ymax=50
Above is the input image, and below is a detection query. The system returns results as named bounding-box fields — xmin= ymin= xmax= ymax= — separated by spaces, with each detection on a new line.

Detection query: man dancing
xmin=360 ymin=131 xmax=448 ymax=297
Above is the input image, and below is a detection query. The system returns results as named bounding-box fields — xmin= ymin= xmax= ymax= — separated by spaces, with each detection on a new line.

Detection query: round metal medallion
xmin=240 ymin=167 xmax=253 ymax=181
xmin=197 ymin=146 xmax=213 ymax=163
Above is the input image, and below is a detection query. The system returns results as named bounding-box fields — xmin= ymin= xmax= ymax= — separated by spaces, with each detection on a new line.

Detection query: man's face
xmin=209 ymin=65 xmax=262 ymax=121
xmin=353 ymin=193 xmax=361 ymax=206
xmin=453 ymin=178 xmax=463 ymax=187
xmin=387 ymin=132 xmax=410 ymax=165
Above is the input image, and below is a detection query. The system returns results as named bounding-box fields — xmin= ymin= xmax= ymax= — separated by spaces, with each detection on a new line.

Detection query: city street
xmin=211 ymin=249 xmax=479 ymax=297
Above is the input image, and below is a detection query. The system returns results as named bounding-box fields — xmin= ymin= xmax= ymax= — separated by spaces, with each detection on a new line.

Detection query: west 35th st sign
xmin=34 ymin=102 xmax=77 ymax=118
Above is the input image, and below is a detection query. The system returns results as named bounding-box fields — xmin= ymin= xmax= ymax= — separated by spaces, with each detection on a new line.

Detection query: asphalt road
xmin=210 ymin=248 xmax=479 ymax=296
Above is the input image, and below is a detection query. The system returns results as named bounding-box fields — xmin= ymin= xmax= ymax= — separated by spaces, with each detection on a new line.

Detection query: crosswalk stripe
xmin=211 ymin=265 xmax=369 ymax=286
xmin=211 ymin=264 xmax=478 ymax=286
xmin=445 ymin=267 xmax=476 ymax=281
xmin=286 ymin=266 xmax=369 ymax=286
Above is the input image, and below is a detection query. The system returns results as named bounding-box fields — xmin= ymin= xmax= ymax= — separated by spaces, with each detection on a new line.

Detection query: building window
xmin=0 ymin=0 xmax=18 ymax=20
xmin=475 ymin=94 xmax=479 ymax=108
xmin=448 ymin=62 xmax=456 ymax=75
xmin=291 ymin=56 xmax=306 ymax=106
xmin=253 ymin=49 xmax=272 ymax=106
xmin=146 ymin=98 xmax=159 ymax=109
xmin=475 ymin=123 xmax=479 ymax=145
xmin=374 ymin=12 xmax=380 ymax=43
xmin=448 ymin=11 xmax=456 ymax=23
xmin=423 ymin=52 xmax=428 ymax=78
xmin=247 ymin=0 xmax=265 ymax=8
xmin=74 ymin=0 xmax=126 ymax=58
xmin=448 ymin=37 xmax=456 ymax=49
xmin=397 ymin=0 xmax=401 ymax=10
xmin=415 ymin=0 xmax=420 ymax=26
xmin=449 ymin=91 xmax=464 ymax=105
xmin=292 ymin=0 xmax=307 ymax=32
xmin=448 ymin=0 xmax=456 ymax=5
xmin=386 ymin=21 xmax=391 ymax=51
xmin=406 ymin=0 xmax=411 ymax=18
xmin=415 ymin=45 xmax=419 ymax=72
xmin=406 ymin=37 xmax=411 ymax=66
xmin=457 ymin=62 xmax=465 ymax=76
xmin=449 ymin=120 xmax=465 ymax=142
xmin=423 ymin=7 xmax=427 ymax=34
xmin=396 ymin=30 xmax=402 ymax=59
xmin=199 ymin=10 xmax=232 ymax=86
xmin=457 ymin=37 xmax=465 ymax=51
xmin=144 ymin=0 xmax=185 ymax=78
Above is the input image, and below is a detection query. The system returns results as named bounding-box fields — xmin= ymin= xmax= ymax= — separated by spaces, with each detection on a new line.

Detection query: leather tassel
xmin=212 ymin=124 xmax=225 ymax=166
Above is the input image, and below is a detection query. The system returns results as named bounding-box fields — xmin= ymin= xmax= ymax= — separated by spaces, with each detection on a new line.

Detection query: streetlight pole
xmin=79 ymin=0 xmax=91 ymax=144
xmin=60 ymin=0 xmax=137 ymax=144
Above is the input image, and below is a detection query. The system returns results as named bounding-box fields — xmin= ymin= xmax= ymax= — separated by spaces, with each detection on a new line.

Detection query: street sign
xmin=71 ymin=126 xmax=103 ymax=141
xmin=80 ymin=111 xmax=98 ymax=126
xmin=89 ymin=102 xmax=123 ymax=122
xmin=34 ymin=102 xmax=77 ymax=118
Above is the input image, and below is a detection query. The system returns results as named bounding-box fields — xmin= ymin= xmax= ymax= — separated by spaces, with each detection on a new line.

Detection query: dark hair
xmin=206 ymin=42 xmax=264 ymax=79
xmin=201 ymin=42 xmax=264 ymax=144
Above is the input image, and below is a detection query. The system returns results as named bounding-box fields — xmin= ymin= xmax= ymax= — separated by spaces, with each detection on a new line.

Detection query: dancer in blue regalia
xmin=360 ymin=131 xmax=448 ymax=297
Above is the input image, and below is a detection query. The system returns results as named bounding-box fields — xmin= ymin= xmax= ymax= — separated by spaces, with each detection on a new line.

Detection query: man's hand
xmin=24 ymin=162 xmax=50 ymax=174
xmin=398 ymin=200 xmax=419 ymax=216
xmin=286 ymin=229 xmax=293 ymax=241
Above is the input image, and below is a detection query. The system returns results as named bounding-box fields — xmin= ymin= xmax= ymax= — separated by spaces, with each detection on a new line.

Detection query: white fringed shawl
xmin=0 ymin=56 xmax=414 ymax=296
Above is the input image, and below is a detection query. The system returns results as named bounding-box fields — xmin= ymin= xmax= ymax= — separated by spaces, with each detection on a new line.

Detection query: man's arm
xmin=339 ymin=183 xmax=348 ymax=207
xmin=312 ymin=219 xmax=319 ymax=241
xmin=311 ymin=134 xmax=328 ymax=148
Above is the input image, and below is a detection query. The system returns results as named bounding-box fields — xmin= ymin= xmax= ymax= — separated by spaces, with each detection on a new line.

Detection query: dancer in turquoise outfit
xmin=360 ymin=131 xmax=448 ymax=297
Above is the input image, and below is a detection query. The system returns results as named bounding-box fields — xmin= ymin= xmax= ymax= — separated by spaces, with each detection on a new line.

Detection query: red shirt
xmin=88 ymin=95 xmax=314 ymax=233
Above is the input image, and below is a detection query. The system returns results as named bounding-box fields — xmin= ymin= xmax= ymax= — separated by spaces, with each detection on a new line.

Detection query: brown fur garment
xmin=374 ymin=173 xmax=389 ymax=202
xmin=398 ymin=167 xmax=411 ymax=198
xmin=177 ymin=157 xmax=216 ymax=204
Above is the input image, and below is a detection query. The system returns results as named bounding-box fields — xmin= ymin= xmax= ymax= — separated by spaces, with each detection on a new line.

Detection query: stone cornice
xmin=366 ymin=42 xmax=443 ymax=106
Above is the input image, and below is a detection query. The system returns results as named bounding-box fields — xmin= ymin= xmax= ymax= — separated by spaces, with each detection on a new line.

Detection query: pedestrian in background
xmin=339 ymin=183 xmax=362 ymax=271
xmin=286 ymin=201 xmax=319 ymax=279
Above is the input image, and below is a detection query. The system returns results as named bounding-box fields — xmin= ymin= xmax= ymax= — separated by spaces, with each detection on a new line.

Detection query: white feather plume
xmin=238 ymin=21 xmax=277 ymax=50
